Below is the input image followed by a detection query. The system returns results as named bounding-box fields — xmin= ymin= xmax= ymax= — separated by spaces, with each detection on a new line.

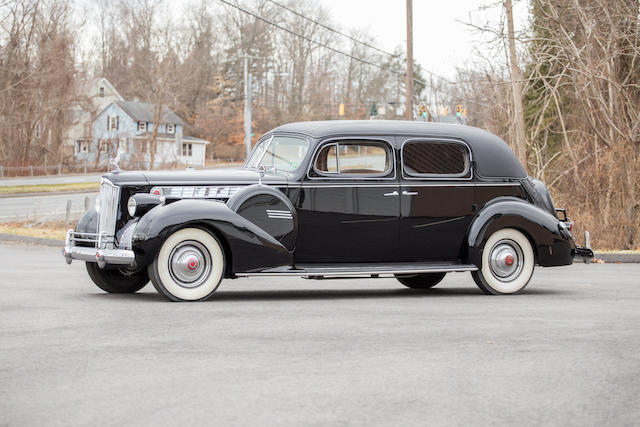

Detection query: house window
xmin=182 ymin=143 xmax=193 ymax=156
xmin=107 ymin=115 xmax=119 ymax=131
xmin=99 ymin=86 xmax=104 ymax=97
xmin=76 ymin=140 xmax=89 ymax=153
xmin=167 ymin=124 xmax=175 ymax=134
xmin=138 ymin=121 xmax=147 ymax=132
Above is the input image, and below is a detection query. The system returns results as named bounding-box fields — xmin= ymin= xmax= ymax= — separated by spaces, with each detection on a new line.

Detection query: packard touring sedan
xmin=63 ymin=121 xmax=593 ymax=301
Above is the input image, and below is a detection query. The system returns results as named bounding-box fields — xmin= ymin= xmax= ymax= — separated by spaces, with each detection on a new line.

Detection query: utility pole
xmin=505 ymin=0 xmax=527 ymax=168
xmin=243 ymin=56 xmax=252 ymax=160
xmin=405 ymin=0 xmax=414 ymax=120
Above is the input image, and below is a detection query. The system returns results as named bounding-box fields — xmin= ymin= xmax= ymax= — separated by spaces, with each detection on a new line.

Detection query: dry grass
xmin=0 ymin=182 xmax=99 ymax=195
xmin=0 ymin=221 xmax=70 ymax=240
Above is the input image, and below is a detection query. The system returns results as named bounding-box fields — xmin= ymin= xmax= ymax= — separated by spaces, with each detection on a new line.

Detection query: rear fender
xmin=466 ymin=197 xmax=575 ymax=267
xmin=132 ymin=199 xmax=291 ymax=273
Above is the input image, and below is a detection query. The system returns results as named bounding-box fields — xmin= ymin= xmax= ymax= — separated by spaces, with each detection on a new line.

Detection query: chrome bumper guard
xmin=62 ymin=229 xmax=134 ymax=268
xmin=572 ymin=231 xmax=594 ymax=264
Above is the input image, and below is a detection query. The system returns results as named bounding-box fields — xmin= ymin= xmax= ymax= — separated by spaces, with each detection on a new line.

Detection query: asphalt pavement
xmin=1 ymin=242 xmax=639 ymax=426
xmin=0 ymin=173 xmax=103 ymax=186
xmin=0 ymin=192 xmax=96 ymax=222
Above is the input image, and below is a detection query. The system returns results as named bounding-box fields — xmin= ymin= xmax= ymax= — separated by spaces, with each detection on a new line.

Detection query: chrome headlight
xmin=127 ymin=196 xmax=137 ymax=217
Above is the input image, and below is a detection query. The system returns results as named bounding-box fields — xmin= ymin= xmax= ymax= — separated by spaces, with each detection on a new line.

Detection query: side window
xmin=314 ymin=144 xmax=338 ymax=173
xmin=313 ymin=140 xmax=392 ymax=176
xmin=402 ymin=141 xmax=470 ymax=177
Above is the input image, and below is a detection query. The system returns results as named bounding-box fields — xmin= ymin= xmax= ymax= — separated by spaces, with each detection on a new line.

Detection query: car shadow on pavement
xmin=85 ymin=286 xmax=571 ymax=302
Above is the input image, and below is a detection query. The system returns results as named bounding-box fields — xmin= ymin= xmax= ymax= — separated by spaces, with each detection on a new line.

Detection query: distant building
xmin=64 ymin=77 xmax=124 ymax=159
xmin=69 ymin=77 xmax=209 ymax=168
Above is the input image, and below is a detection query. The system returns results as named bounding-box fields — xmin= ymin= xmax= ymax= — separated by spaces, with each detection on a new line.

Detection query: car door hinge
xmin=472 ymin=203 xmax=478 ymax=212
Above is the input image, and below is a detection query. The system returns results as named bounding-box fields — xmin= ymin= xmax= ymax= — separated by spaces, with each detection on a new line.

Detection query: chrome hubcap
xmin=169 ymin=241 xmax=211 ymax=288
xmin=489 ymin=239 xmax=524 ymax=282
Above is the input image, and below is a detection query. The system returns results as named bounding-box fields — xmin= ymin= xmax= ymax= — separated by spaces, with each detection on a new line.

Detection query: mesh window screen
xmin=403 ymin=142 xmax=468 ymax=176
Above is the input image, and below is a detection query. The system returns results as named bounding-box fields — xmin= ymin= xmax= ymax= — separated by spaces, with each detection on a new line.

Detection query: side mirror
xmin=258 ymin=166 xmax=265 ymax=185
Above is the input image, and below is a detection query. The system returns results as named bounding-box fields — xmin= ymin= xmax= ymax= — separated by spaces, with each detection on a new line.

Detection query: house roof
xmin=183 ymin=135 xmax=210 ymax=144
xmin=115 ymin=100 xmax=185 ymax=126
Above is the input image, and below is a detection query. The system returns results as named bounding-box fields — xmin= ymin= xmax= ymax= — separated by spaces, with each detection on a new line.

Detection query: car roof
xmin=270 ymin=120 xmax=527 ymax=179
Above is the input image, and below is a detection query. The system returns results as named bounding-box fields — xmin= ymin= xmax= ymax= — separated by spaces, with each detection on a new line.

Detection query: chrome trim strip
xmin=285 ymin=182 xmax=521 ymax=188
xmin=413 ymin=216 xmax=465 ymax=228
xmin=236 ymin=266 xmax=478 ymax=277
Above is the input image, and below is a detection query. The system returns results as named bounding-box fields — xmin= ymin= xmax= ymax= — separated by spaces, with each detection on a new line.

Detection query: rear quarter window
xmin=402 ymin=141 xmax=470 ymax=178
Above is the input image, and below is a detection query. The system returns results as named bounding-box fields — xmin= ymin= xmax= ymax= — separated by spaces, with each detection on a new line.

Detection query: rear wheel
xmin=86 ymin=262 xmax=149 ymax=293
xmin=471 ymin=228 xmax=535 ymax=295
xmin=395 ymin=272 xmax=446 ymax=289
xmin=148 ymin=227 xmax=225 ymax=301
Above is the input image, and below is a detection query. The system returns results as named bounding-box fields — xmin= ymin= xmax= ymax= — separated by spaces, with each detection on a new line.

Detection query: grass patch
xmin=0 ymin=182 xmax=99 ymax=195
xmin=0 ymin=221 xmax=70 ymax=240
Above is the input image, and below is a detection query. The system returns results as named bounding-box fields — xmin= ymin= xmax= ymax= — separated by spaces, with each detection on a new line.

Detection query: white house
xmin=64 ymin=77 xmax=124 ymax=159
xmin=80 ymin=100 xmax=209 ymax=168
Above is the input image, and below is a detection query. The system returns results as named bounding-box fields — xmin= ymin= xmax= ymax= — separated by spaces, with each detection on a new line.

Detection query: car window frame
xmin=245 ymin=133 xmax=311 ymax=172
xmin=307 ymin=137 xmax=396 ymax=180
xmin=400 ymin=137 xmax=473 ymax=181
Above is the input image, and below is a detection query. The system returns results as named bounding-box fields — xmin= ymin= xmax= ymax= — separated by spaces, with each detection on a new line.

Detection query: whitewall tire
xmin=149 ymin=227 xmax=225 ymax=301
xmin=471 ymin=228 xmax=535 ymax=295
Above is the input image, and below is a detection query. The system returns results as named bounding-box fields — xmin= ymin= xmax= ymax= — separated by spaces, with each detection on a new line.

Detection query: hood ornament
xmin=109 ymin=152 xmax=121 ymax=172
xmin=257 ymin=166 xmax=265 ymax=185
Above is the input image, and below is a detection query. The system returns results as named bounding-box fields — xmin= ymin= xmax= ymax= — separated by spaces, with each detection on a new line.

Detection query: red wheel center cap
xmin=187 ymin=258 xmax=198 ymax=270
xmin=505 ymin=255 xmax=514 ymax=266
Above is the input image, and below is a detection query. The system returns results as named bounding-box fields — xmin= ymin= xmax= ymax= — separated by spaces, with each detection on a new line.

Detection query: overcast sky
xmin=318 ymin=0 xmax=530 ymax=80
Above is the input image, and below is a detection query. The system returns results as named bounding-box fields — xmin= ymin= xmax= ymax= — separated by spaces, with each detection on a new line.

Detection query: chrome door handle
xmin=402 ymin=191 xmax=418 ymax=196
xmin=383 ymin=191 xmax=399 ymax=197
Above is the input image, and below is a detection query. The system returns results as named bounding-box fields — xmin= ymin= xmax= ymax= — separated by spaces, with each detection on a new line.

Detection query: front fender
xmin=132 ymin=199 xmax=292 ymax=273
xmin=467 ymin=197 xmax=575 ymax=267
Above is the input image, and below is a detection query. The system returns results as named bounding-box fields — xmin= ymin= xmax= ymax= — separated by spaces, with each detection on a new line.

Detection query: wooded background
xmin=0 ymin=0 xmax=638 ymax=249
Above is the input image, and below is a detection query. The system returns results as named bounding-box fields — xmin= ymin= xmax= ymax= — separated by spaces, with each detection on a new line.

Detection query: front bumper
xmin=62 ymin=230 xmax=135 ymax=268
xmin=572 ymin=231 xmax=594 ymax=264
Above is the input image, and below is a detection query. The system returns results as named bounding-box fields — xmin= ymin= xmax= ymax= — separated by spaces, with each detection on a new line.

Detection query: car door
xmin=293 ymin=137 xmax=400 ymax=264
xmin=398 ymin=137 xmax=476 ymax=262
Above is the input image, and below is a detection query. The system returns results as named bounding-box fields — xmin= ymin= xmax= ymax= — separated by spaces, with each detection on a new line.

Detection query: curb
xmin=0 ymin=190 xmax=97 ymax=199
xmin=0 ymin=233 xmax=64 ymax=247
xmin=594 ymin=252 xmax=640 ymax=263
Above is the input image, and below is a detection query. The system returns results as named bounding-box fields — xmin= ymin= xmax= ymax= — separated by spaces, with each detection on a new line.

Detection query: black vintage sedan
xmin=63 ymin=121 xmax=593 ymax=301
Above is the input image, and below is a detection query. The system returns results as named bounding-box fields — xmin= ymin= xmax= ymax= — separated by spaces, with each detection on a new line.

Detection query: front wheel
xmin=395 ymin=272 xmax=446 ymax=289
xmin=86 ymin=262 xmax=149 ymax=293
xmin=471 ymin=228 xmax=535 ymax=295
xmin=148 ymin=227 xmax=225 ymax=301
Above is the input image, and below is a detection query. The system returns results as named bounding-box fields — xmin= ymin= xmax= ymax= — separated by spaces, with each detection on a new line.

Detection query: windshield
xmin=246 ymin=135 xmax=309 ymax=172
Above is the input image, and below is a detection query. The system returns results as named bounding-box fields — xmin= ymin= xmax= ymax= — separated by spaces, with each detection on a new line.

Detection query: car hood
xmin=104 ymin=168 xmax=289 ymax=187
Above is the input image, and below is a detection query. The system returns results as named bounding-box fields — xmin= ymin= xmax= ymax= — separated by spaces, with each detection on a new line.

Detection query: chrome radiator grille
xmin=98 ymin=178 xmax=120 ymax=248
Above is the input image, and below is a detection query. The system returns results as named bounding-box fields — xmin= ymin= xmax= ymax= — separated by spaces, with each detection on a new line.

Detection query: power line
xmin=217 ymin=0 xmax=450 ymax=90
xmin=265 ymin=0 xmax=403 ymax=60
xmin=217 ymin=0 xmax=408 ymax=79
xmin=265 ymin=0 xmax=456 ymax=86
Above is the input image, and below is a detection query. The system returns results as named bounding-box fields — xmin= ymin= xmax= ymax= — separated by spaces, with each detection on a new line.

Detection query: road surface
xmin=0 ymin=242 xmax=638 ymax=425
xmin=0 ymin=192 xmax=96 ymax=222
xmin=0 ymin=164 xmax=240 ymax=186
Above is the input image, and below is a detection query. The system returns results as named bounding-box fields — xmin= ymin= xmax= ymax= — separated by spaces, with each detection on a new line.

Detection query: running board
xmin=236 ymin=262 xmax=478 ymax=278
